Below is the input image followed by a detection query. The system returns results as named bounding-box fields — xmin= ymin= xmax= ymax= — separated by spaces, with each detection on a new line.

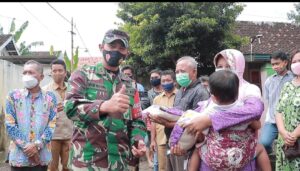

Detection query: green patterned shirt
xmin=64 ymin=62 xmax=146 ymax=171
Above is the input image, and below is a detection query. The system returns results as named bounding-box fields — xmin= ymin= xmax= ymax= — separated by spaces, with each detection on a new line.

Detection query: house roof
xmin=78 ymin=57 xmax=101 ymax=68
xmin=0 ymin=34 xmax=11 ymax=46
xmin=0 ymin=55 xmax=57 ymax=65
xmin=234 ymin=21 xmax=300 ymax=55
xmin=0 ymin=34 xmax=19 ymax=55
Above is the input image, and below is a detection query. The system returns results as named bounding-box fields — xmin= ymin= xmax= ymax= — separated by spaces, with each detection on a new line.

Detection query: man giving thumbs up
xmin=64 ymin=29 xmax=147 ymax=171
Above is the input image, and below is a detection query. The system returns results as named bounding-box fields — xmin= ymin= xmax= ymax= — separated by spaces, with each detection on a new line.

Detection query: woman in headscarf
xmin=172 ymin=49 xmax=270 ymax=170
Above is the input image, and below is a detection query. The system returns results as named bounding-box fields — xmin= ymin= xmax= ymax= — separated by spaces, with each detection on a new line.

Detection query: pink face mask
xmin=291 ymin=62 xmax=300 ymax=76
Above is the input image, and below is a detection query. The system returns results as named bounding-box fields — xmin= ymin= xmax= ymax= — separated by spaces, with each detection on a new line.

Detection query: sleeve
xmin=5 ymin=91 xmax=28 ymax=149
xmin=209 ymin=96 xmax=264 ymax=131
xmin=38 ymin=92 xmax=57 ymax=145
xmin=276 ymin=83 xmax=289 ymax=115
xmin=64 ymin=69 xmax=104 ymax=122
xmin=192 ymin=87 xmax=210 ymax=109
xmin=243 ymin=84 xmax=262 ymax=99
xmin=263 ymin=77 xmax=270 ymax=102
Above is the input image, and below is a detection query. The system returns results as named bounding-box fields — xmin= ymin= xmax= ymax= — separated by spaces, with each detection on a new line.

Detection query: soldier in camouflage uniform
xmin=64 ymin=29 xmax=147 ymax=171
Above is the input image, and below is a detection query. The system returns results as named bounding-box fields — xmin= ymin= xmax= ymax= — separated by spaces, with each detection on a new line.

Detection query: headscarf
xmin=213 ymin=49 xmax=261 ymax=100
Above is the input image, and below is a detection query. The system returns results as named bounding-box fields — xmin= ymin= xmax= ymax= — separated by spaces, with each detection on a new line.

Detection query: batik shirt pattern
xmin=5 ymin=89 xmax=57 ymax=166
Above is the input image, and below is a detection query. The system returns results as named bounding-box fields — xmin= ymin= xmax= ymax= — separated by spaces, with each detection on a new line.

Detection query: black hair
xmin=150 ymin=69 xmax=162 ymax=76
xmin=270 ymin=51 xmax=289 ymax=61
xmin=50 ymin=59 xmax=66 ymax=71
xmin=209 ymin=70 xmax=239 ymax=104
xmin=121 ymin=65 xmax=134 ymax=74
xmin=161 ymin=69 xmax=176 ymax=81
xmin=199 ymin=75 xmax=209 ymax=83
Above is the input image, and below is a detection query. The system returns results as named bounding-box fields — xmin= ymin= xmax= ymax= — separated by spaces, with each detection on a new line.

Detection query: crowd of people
xmin=3 ymin=28 xmax=300 ymax=171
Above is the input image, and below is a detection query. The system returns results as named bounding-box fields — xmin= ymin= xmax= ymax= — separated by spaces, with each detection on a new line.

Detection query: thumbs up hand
xmin=118 ymin=84 xmax=127 ymax=94
xmin=99 ymin=84 xmax=130 ymax=118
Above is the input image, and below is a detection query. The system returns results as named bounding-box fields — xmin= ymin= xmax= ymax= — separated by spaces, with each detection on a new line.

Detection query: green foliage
xmin=19 ymin=41 xmax=44 ymax=55
xmin=1 ymin=18 xmax=43 ymax=55
xmin=49 ymin=45 xmax=62 ymax=57
xmin=9 ymin=18 xmax=16 ymax=34
xmin=63 ymin=47 xmax=79 ymax=73
xmin=117 ymin=2 xmax=246 ymax=76
xmin=64 ymin=51 xmax=71 ymax=72
xmin=288 ymin=3 xmax=300 ymax=24
xmin=73 ymin=47 xmax=79 ymax=70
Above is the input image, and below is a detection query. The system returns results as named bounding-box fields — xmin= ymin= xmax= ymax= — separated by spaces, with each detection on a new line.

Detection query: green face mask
xmin=176 ymin=72 xmax=192 ymax=87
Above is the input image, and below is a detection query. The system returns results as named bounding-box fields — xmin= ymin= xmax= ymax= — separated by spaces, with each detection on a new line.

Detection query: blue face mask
xmin=150 ymin=78 xmax=161 ymax=86
xmin=162 ymin=82 xmax=174 ymax=92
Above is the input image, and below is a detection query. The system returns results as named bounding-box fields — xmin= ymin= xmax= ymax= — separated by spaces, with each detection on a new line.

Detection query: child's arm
xmin=249 ymin=120 xmax=261 ymax=130
xmin=188 ymin=148 xmax=200 ymax=171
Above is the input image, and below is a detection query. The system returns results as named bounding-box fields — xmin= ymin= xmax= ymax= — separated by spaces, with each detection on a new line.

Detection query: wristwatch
xmin=34 ymin=140 xmax=42 ymax=151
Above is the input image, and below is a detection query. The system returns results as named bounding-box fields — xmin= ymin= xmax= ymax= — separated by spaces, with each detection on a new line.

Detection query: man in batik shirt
xmin=64 ymin=29 xmax=147 ymax=171
xmin=5 ymin=60 xmax=57 ymax=171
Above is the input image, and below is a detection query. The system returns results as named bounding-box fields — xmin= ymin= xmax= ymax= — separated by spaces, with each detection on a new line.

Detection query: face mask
xmin=176 ymin=73 xmax=192 ymax=87
xmin=291 ymin=62 xmax=300 ymax=75
xmin=103 ymin=50 xmax=126 ymax=67
xmin=22 ymin=75 xmax=38 ymax=89
xmin=215 ymin=68 xmax=225 ymax=72
xmin=162 ymin=82 xmax=174 ymax=92
xmin=150 ymin=78 xmax=161 ymax=86
xmin=215 ymin=67 xmax=234 ymax=72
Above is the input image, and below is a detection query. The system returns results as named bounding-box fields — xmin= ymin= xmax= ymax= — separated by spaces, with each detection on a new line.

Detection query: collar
xmin=24 ymin=88 xmax=42 ymax=99
xmin=273 ymin=70 xmax=292 ymax=78
xmin=52 ymin=82 xmax=67 ymax=91
xmin=162 ymin=88 xmax=178 ymax=97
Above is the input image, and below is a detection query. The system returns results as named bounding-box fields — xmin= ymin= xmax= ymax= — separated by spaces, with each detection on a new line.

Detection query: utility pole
xmin=70 ymin=17 xmax=75 ymax=72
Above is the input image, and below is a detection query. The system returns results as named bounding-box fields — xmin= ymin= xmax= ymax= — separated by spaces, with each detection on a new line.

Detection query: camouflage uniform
xmin=64 ymin=62 xmax=147 ymax=171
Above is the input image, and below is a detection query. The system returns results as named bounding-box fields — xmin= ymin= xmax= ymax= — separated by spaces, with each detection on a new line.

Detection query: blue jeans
xmin=259 ymin=122 xmax=278 ymax=154
xmin=153 ymin=150 xmax=158 ymax=171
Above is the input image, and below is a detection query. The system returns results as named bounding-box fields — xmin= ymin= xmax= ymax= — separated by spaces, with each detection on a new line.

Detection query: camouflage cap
xmin=102 ymin=29 xmax=130 ymax=48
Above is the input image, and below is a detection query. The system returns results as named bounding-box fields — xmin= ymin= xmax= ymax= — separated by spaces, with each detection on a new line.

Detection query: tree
xmin=0 ymin=18 xmax=44 ymax=55
xmin=116 ymin=2 xmax=247 ymax=76
xmin=288 ymin=3 xmax=300 ymax=24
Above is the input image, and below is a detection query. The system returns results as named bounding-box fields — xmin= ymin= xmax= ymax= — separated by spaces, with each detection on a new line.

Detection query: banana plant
xmin=1 ymin=18 xmax=44 ymax=55
xmin=49 ymin=45 xmax=78 ymax=73
xmin=63 ymin=46 xmax=79 ymax=73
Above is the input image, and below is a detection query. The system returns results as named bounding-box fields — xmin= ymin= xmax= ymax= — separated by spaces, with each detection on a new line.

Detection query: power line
xmin=46 ymin=2 xmax=71 ymax=24
xmin=74 ymin=25 xmax=92 ymax=57
xmin=46 ymin=2 xmax=92 ymax=57
xmin=19 ymin=3 xmax=59 ymax=37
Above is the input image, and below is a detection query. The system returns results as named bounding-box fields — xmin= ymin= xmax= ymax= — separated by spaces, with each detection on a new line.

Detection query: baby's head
xmin=209 ymin=70 xmax=239 ymax=105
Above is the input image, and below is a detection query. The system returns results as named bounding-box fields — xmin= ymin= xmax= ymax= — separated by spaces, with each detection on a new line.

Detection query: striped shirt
xmin=264 ymin=71 xmax=294 ymax=123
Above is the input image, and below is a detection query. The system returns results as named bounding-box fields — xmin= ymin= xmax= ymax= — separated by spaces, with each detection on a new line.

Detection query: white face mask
xmin=215 ymin=68 xmax=225 ymax=72
xmin=22 ymin=75 xmax=38 ymax=89
xmin=215 ymin=68 xmax=237 ymax=74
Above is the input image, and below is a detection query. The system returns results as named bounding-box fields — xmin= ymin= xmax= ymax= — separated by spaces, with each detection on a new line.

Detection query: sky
xmin=0 ymin=2 xmax=297 ymax=58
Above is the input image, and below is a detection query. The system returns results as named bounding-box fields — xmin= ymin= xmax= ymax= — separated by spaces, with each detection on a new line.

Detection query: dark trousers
xmin=11 ymin=165 xmax=48 ymax=171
